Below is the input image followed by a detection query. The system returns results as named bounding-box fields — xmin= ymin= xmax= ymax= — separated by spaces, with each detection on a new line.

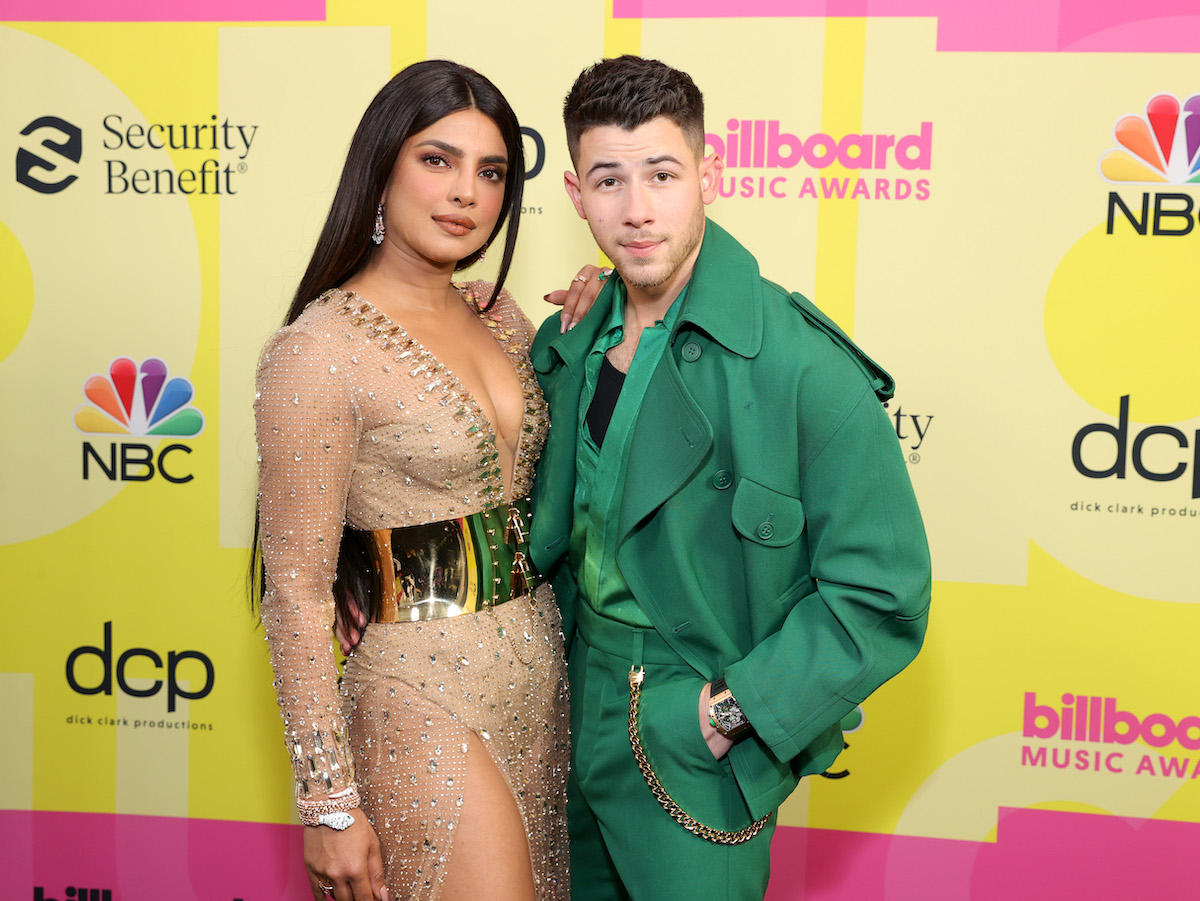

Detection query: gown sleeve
xmin=254 ymin=323 xmax=361 ymax=807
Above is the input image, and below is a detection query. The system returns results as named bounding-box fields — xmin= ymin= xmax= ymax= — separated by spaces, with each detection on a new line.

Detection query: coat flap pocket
xmin=731 ymin=478 xmax=804 ymax=547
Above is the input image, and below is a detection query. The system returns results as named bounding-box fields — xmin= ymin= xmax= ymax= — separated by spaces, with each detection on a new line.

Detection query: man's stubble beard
xmin=607 ymin=202 xmax=706 ymax=290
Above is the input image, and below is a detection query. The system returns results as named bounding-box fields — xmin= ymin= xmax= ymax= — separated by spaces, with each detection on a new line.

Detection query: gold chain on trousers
xmin=627 ymin=666 xmax=772 ymax=845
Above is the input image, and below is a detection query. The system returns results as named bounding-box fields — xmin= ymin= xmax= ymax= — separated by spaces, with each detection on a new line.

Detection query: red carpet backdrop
xmin=2 ymin=1 xmax=1198 ymax=898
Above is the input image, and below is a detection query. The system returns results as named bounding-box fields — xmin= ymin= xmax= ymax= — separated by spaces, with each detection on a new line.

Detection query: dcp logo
xmin=16 ymin=115 xmax=82 ymax=193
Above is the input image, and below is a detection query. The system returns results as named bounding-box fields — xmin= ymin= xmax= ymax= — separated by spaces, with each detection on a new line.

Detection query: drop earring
xmin=372 ymin=203 xmax=385 ymax=245
xmin=477 ymin=243 xmax=488 ymax=262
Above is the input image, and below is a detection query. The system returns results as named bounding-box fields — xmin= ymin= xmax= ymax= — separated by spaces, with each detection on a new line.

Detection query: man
xmin=529 ymin=56 xmax=932 ymax=900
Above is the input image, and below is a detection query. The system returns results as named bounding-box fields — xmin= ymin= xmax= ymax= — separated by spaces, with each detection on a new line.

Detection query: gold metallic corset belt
xmin=356 ymin=499 xmax=539 ymax=623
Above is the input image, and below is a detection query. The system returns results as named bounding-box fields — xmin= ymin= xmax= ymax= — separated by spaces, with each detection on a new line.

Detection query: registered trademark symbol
xmin=908 ymin=452 xmax=921 ymax=464
xmin=238 ymin=162 xmax=248 ymax=173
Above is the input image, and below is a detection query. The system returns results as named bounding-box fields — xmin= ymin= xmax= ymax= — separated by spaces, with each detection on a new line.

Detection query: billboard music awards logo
xmin=1102 ymin=93 xmax=1200 ymax=235
xmin=1021 ymin=691 xmax=1200 ymax=779
xmin=33 ymin=889 xmax=249 ymax=901
xmin=704 ymin=118 xmax=932 ymax=201
xmin=75 ymin=357 xmax=205 ymax=483
xmin=15 ymin=113 xmax=258 ymax=195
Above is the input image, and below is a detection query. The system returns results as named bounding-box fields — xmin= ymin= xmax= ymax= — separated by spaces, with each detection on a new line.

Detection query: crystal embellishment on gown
xmin=255 ymin=282 xmax=566 ymax=899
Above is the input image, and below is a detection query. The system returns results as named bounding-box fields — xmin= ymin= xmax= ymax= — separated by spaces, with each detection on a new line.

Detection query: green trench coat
xmin=529 ymin=220 xmax=932 ymax=820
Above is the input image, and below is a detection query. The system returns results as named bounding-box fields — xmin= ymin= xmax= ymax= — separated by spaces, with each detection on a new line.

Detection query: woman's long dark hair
xmin=289 ymin=59 xmax=525 ymax=324
xmin=250 ymin=60 xmax=526 ymax=621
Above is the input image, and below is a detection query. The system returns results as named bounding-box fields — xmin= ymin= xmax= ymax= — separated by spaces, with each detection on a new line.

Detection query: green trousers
xmin=568 ymin=602 xmax=776 ymax=901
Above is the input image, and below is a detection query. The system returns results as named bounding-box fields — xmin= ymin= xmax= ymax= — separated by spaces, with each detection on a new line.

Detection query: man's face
xmin=564 ymin=116 xmax=722 ymax=293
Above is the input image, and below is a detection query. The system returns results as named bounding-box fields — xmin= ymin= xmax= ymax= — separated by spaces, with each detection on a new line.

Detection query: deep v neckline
xmin=338 ymin=286 xmax=528 ymax=502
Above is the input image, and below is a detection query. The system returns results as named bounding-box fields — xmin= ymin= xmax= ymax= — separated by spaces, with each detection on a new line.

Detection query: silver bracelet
xmin=316 ymin=811 xmax=355 ymax=831
xmin=296 ymin=785 xmax=361 ymax=826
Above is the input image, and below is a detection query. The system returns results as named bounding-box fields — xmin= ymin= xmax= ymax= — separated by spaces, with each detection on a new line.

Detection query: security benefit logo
xmin=75 ymin=357 xmax=205 ymax=484
xmin=817 ymin=705 xmax=866 ymax=780
xmin=14 ymin=113 xmax=257 ymax=196
xmin=889 ymin=400 xmax=933 ymax=465
xmin=16 ymin=116 xmax=82 ymax=194
xmin=1101 ymin=93 xmax=1200 ymax=236
xmin=704 ymin=117 xmax=932 ymax=202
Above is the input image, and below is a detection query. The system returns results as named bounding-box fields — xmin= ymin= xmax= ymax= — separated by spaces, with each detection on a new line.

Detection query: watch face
xmin=713 ymin=697 xmax=747 ymax=732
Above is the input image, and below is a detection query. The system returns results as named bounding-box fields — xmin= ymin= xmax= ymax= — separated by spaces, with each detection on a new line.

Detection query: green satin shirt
xmin=569 ymin=278 xmax=686 ymax=628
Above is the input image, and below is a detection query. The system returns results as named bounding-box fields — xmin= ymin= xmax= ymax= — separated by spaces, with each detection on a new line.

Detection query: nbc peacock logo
xmin=74 ymin=357 xmax=205 ymax=437
xmin=1100 ymin=93 xmax=1200 ymax=185
xmin=75 ymin=358 xmax=204 ymax=483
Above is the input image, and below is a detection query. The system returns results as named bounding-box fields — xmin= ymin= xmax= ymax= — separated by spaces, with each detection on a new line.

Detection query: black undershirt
xmin=585 ymin=355 xmax=626 ymax=448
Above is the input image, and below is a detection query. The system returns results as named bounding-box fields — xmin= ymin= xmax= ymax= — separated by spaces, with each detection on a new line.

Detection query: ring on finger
xmin=572 ymin=274 xmax=588 ymax=283
xmin=318 ymin=882 xmax=334 ymax=893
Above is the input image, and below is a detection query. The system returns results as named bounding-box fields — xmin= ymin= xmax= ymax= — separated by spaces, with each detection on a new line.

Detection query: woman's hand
xmin=335 ymin=601 xmax=368 ymax=657
xmin=304 ymin=810 xmax=390 ymax=901
xmin=543 ymin=264 xmax=612 ymax=333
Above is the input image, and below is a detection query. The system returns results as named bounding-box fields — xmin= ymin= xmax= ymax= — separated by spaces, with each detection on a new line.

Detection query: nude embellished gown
xmin=254 ymin=283 xmax=569 ymax=899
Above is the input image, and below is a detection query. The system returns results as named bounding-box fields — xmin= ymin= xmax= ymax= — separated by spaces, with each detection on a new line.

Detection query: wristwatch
xmin=708 ymin=677 xmax=753 ymax=741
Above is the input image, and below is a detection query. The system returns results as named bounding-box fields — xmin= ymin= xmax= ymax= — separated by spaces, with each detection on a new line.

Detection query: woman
xmin=253 ymin=60 xmax=593 ymax=901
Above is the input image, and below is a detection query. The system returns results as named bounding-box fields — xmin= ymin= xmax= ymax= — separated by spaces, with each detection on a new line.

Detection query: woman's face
xmin=379 ymin=108 xmax=510 ymax=270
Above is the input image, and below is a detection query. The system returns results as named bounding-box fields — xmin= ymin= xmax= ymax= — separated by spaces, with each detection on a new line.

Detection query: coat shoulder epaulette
xmin=762 ymin=278 xmax=895 ymax=404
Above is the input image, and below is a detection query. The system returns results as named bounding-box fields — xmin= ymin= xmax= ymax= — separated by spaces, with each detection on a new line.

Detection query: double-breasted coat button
xmin=757 ymin=522 xmax=775 ymax=540
xmin=713 ymin=470 xmax=733 ymax=490
xmin=681 ymin=342 xmax=702 ymax=362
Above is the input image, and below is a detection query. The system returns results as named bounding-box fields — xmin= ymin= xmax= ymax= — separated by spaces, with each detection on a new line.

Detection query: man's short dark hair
xmin=563 ymin=55 xmax=705 ymax=164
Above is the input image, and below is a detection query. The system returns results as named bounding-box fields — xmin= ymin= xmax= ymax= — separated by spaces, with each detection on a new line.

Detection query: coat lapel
xmin=617 ymin=351 xmax=713 ymax=540
xmin=529 ymin=284 xmax=617 ymax=571
xmin=615 ymin=220 xmax=764 ymax=541
xmin=535 ymin=221 xmax=765 ymax=567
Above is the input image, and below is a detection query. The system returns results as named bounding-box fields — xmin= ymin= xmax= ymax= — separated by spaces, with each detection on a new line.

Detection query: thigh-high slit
xmin=343 ymin=584 xmax=570 ymax=900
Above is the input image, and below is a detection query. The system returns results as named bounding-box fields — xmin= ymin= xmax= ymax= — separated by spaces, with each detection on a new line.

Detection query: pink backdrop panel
xmin=766 ymin=810 xmax=1200 ymax=900
xmin=4 ymin=810 xmax=311 ymax=901
xmin=613 ymin=0 xmax=1200 ymax=52
xmin=0 ymin=0 xmax=324 ymax=21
